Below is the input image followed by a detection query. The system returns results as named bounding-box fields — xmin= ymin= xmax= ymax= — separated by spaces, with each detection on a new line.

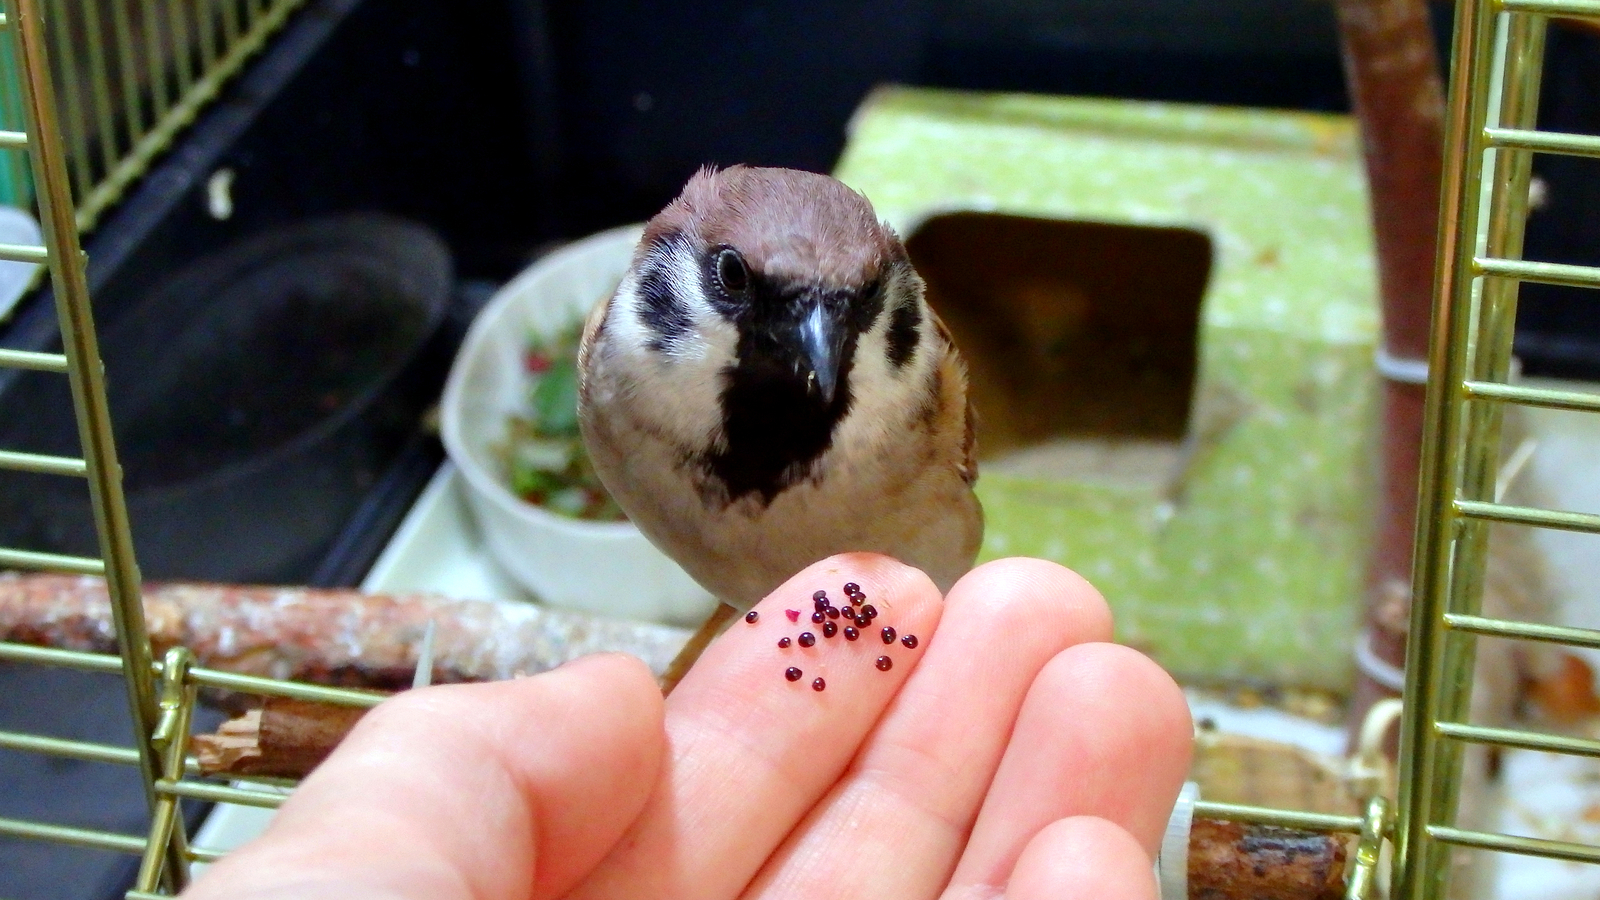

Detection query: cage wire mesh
xmin=0 ymin=0 xmax=308 ymax=233
xmin=0 ymin=0 xmax=376 ymax=896
xmin=2 ymin=0 xmax=1599 ymax=897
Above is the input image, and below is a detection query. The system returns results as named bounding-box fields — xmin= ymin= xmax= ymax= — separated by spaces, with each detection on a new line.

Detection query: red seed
xmin=778 ymin=637 xmax=791 ymax=648
xmin=901 ymin=634 xmax=919 ymax=649
xmin=744 ymin=610 xmax=759 ymax=624
xmin=876 ymin=656 xmax=893 ymax=671
xmin=861 ymin=604 xmax=878 ymax=619
xmin=823 ymin=621 xmax=838 ymax=638
xmin=841 ymin=605 xmax=855 ymax=618
xmin=798 ymin=632 xmax=816 ymax=647
xmin=812 ymin=677 xmax=826 ymax=691
xmin=786 ymin=666 xmax=803 ymax=681
xmin=785 ymin=609 xmax=800 ymax=623
xmin=813 ymin=590 xmax=828 ymax=602
xmin=844 ymin=626 xmax=859 ymax=641
xmin=843 ymin=582 xmax=860 ymax=595
xmin=881 ymin=626 xmax=896 ymax=644
xmin=811 ymin=611 xmax=825 ymax=624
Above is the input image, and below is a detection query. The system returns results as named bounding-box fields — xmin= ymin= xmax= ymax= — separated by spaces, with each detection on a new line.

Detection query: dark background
xmin=0 ymin=2 xmax=1596 ymax=898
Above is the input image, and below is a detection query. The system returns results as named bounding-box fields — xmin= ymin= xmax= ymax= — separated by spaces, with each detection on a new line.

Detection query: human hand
xmin=183 ymin=555 xmax=1192 ymax=900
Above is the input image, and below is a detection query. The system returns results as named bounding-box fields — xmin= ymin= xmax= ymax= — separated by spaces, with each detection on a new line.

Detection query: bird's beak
xmin=795 ymin=301 xmax=846 ymax=405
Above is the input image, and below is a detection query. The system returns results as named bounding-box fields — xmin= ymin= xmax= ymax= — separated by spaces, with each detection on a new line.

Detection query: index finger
xmin=568 ymin=552 xmax=945 ymax=900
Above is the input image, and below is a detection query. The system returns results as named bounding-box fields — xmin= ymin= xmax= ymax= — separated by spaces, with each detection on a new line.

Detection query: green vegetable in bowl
xmin=500 ymin=324 xmax=626 ymax=521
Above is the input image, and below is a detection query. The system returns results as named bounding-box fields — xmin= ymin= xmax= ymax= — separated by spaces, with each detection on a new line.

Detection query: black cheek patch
xmin=637 ymin=261 xmax=692 ymax=352
xmin=886 ymin=300 xmax=921 ymax=369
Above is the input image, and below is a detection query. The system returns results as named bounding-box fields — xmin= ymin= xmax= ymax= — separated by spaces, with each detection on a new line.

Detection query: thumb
xmin=183 ymin=653 xmax=665 ymax=900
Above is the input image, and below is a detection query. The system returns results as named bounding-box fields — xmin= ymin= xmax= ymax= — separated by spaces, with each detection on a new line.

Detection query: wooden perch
xmin=193 ymin=697 xmax=370 ymax=779
xmin=1332 ymin=0 xmax=1448 ymax=749
xmin=1189 ymin=818 xmax=1348 ymax=900
xmin=0 ymin=572 xmax=689 ymax=692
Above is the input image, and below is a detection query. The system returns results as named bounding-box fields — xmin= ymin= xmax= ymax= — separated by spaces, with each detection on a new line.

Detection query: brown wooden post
xmin=1331 ymin=0 xmax=1448 ymax=751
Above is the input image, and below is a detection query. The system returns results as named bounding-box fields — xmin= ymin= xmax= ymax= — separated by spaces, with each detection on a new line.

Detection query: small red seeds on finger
xmin=822 ymin=620 xmax=837 ymax=638
xmin=786 ymin=667 xmax=803 ymax=681
xmin=875 ymin=656 xmax=893 ymax=671
xmin=825 ymin=606 xmax=840 ymax=619
xmin=811 ymin=611 xmax=825 ymax=624
xmin=798 ymin=632 xmax=816 ymax=647
xmin=813 ymin=590 xmax=828 ymax=602
xmin=843 ymin=582 xmax=860 ymax=595
xmin=843 ymin=626 xmax=858 ymax=641
xmin=778 ymin=637 xmax=791 ymax=648
xmin=881 ymin=626 xmax=896 ymax=644
xmin=860 ymin=604 xmax=877 ymax=619
xmin=744 ymin=610 xmax=759 ymax=624
xmin=812 ymin=677 xmax=826 ymax=691
xmin=841 ymin=605 xmax=855 ymax=618
xmin=900 ymin=634 xmax=919 ymax=649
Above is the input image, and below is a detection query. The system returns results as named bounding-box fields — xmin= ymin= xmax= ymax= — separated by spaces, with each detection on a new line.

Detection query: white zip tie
xmin=1375 ymin=346 xmax=1430 ymax=385
xmin=1355 ymin=627 xmax=1408 ymax=693
xmin=1157 ymin=781 xmax=1200 ymax=900
xmin=412 ymin=619 xmax=437 ymax=690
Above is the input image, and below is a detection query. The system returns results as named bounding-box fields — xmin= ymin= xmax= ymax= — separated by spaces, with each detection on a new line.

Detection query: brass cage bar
xmin=1475 ymin=255 xmax=1600 ymax=289
xmin=0 ymin=640 xmax=129 ymax=672
xmin=1434 ymin=721 xmax=1600 ymax=758
xmin=1396 ymin=1 xmax=1600 ymax=896
xmin=1395 ymin=2 xmax=1522 ymax=894
xmin=1499 ymin=0 xmax=1600 ymax=13
xmin=1444 ymin=612 xmax=1600 ymax=649
xmin=0 ymin=815 xmax=149 ymax=854
xmin=0 ymin=446 xmax=87 ymax=476
xmin=0 ymin=729 xmax=143 ymax=766
xmin=1464 ymin=379 xmax=1600 ymax=412
xmin=155 ymin=778 xmax=289 ymax=810
xmin=1484 ymin=125 xmax=1600 ymax=157
xmin=1191 ymin=800 xmax=1365 ymax=835
xmin=1430 ymin=826 xmax=1600 ymax=865
xmin=0 ymin=347 xmax=68 ymax=370
xmin=0 ymin=0 xmax=176 ymax=885
xmin=1454 ymin=498 xmax=1600 ymax=532
xmin=0 ymin=546 xmax=105 ymax=575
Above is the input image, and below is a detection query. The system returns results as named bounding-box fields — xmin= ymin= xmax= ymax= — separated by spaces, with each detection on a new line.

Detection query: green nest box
xmin=835 ymin=87 xmax=1379 ymax=692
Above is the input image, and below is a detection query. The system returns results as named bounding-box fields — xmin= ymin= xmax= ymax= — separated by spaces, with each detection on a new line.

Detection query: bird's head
xmin=598 ymin=165 xmax=935 ymax=505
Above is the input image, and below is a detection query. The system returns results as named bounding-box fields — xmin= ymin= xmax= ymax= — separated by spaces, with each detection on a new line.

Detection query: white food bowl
xmin=440 ymin=224 xmax=717 ymax=625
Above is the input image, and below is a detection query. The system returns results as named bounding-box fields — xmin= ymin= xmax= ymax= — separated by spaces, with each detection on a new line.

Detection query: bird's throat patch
xmin=703 ymin=352 xmax=853 ymax=506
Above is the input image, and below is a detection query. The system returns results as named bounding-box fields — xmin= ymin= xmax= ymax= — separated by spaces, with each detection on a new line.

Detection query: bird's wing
xmin=575 ymin=290 xmax=613 ymax=397
xmin=928 ymin=305 xmax=979 ymax=487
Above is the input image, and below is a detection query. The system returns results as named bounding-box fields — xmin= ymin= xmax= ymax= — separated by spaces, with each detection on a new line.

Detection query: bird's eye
xmin=715 ymin=248 xmax=749 ymax=294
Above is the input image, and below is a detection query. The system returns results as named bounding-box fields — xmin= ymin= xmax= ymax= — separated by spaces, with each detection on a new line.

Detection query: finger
xmin=1004 ymin=817 xmax=1157 ymax=900
xmin=744 ymin=557 xmax=1114 ymax=900
xmin=569 ymin=553 xmax=946 ymax=900
xmin=947 ymin=642 xmax=1191 ymax=898
xmin=183 ymin=653 xmax=665 ymax=900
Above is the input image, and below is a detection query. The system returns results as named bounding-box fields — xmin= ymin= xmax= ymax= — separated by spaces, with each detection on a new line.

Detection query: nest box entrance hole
xmin=904 ymin=212 xmax=1212 ymax=484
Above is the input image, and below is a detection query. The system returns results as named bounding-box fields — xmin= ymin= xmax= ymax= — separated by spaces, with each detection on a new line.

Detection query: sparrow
xmin=577 ymin=165 xmax=982 ymax=688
